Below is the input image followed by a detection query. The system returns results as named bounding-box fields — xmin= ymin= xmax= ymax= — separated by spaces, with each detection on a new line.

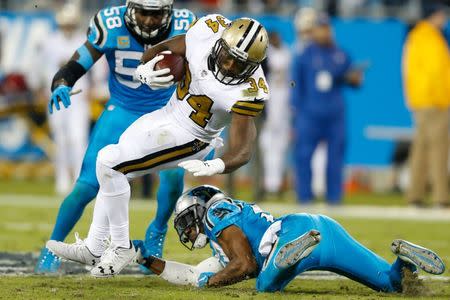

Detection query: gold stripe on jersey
xmin=188 ymin=17 xmax=199 ymax=29
xmin=113 ymin=140 xmax=208 ymax=175
xmin=231 ymin=100 xmax=265 ymax=116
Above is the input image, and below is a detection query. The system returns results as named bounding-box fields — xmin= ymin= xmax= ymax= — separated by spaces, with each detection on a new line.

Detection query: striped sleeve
xmin=231 ymin=100 xmax=265 ymax=117
xmin=87 ymin=10 xmax=109 ymax=51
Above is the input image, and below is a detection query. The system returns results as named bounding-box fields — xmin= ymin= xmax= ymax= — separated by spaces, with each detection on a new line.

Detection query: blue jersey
xmin=203 ymin=199 xmax=275 ymax=272
xmin=291 ymin=42 xmax=351 ymax=119
xmin=87 ymin=6 xmax=195 ymax=113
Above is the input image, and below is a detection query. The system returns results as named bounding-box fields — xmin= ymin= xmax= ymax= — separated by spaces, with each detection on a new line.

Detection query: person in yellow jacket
xmin=402 ymin=3 xmax=450 ymax=207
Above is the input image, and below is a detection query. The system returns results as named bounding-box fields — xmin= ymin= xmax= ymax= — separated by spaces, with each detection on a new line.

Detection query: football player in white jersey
xmin=47 ymin=15 xmax=270 ymax=277
xmin=43 ymin=5 xmax=90 ymax=195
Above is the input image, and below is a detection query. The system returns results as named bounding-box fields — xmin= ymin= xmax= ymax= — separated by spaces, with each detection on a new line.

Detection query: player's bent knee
xmin=96 ymin=144 xmax=129 ymax=195
xmin=97 ymin=144 xmax=121 ymax=169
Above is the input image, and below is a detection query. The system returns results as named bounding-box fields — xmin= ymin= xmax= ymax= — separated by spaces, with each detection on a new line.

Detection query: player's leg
xmin=406 ymin=111 xmax=428 ymax=205
xmin=91 ymin=109 xmax=212 ymax=277
xmin=257 ymin=213 xmax=403 ymax=292
xmin=49 ymin=105 xmax=139 ymax=242
xmin=138 ymin=150 xmax=214 ymax=274
xmin=427 ymin=109 xmax=449 ymax=205
xmin=256 ymin=214 xmax=321 ymax=292
xmin=307 ymin=215 xmax=419 ymax=292
xmin=36 ymin=105 xmax=140 ymax=273
xmin=325 ymin=116 xmax=345 ymax=204
xmin=293 ymin=115 xmax=322 ymax=203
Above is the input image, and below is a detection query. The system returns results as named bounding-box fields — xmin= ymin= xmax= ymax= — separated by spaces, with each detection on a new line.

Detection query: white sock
xmin=105 ymin=189 xmax=131 ymax=248
xmin=96 ymin=147 xmax=132 ymax=249
xmin=86 ymin=194 xmax=110 ymax=256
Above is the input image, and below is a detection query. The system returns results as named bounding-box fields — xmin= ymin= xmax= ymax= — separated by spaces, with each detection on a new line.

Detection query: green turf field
xmin=0 ymin=179 xmax=449 ymax=299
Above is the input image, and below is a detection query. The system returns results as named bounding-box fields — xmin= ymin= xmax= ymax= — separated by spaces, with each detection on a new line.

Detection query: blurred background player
xmin=36 ymin=0 xmax=196 ymax=273
xmin=259 ymin=31 xmax=291 ymax=197
xmin=291 ymin=13 xmax=363 ymax=205
xmin=402 ymin=2 xmax=450 ymax=208
xmin=42 ymin=4 xmax=90 ymax=196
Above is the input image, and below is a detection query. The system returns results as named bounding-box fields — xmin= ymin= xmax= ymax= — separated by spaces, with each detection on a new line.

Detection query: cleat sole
xmin=274 ymin=229 xmax=321 ymax=269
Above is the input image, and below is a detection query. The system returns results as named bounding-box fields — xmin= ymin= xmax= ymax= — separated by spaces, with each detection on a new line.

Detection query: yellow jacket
xmin=403 ymin=21 xmax=450 ymax=110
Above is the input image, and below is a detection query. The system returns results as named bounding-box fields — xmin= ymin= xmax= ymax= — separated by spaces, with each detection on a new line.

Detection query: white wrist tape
xmin=210 ymin=158 xmax=225 ymax=174
xmin=160 ymin=261 xmax=200 ymax=286
xmin=159 ymin=257 xmax=224 ymax=286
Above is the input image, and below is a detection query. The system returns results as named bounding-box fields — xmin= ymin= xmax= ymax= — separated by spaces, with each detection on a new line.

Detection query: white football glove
xmin=178 ymin=158 xmax=225 ymax=177
xmin=135 ymin=54 xmax=174 ymax=90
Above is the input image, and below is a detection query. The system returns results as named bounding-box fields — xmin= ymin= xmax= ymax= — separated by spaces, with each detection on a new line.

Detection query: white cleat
xmin=391 ymin=239 xmax=446 ymax=275
xmin=91 ymin=242 xmax=137 ymax=278
xmin=46 ymin=233 xmax=101 ymax=267
xmin=274 ymin=229 xmax=321 ymax=269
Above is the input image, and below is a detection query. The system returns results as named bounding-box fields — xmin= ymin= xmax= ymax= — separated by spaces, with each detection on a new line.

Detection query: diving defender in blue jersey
xmin=36 ymin=0 xmax=196 ymax=273
xmin=137 ymin=185 xmax=445 ymax=293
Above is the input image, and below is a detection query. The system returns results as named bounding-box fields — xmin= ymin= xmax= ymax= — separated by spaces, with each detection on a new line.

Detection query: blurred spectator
xmin=40 ymin=4 xmax=90 ymax=195
xmin=294 ymin=7 xmax=328 ymax=196
xmin=259 ymin=32 xmax=291 ymax=196
xmin=294 ymin=6 xmax=317 ymax=50
xmin=402 ymin=3 xmax=450 ymax=208
xmin=290 ymin=13 xmax=363 ymax=205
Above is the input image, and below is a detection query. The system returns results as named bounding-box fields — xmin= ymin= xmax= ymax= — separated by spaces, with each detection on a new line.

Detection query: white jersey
xmin=267 ymin=45 xmax=291 ymax=90
xmin=42 ymin=30 xmax=89 ymax=94
xmin=165 ymin=14 xmax=270 ymax=143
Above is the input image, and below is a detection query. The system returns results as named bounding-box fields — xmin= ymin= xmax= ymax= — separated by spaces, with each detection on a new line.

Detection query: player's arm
xmin=48 ymin=41 xmax=103 ymax=113
xmin=135 ymin=34 xmax=186 ymax=90
xmin=178 ymin=114 xmax=257 ymax=176
xmin=221 ymin=114 xmax=257 ymax=173
xmin=344 ymin=69 xmax=363 ymax=87
xmin=51 ymin=41 xmax=102 ymax=90
xmin=206 ymin=225 xmax=258 ymax=287
xmin=140 ymin=255 xmax=224 ymax=287
xmin=140 ymin=34 xmax=186 ymax=64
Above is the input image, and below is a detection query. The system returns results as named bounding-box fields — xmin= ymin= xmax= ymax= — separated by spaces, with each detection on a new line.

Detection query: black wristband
xmin=51 ymin=60 xmax=86 ymax=91
xmin=142 ymin=255 xmax=156 ymax=269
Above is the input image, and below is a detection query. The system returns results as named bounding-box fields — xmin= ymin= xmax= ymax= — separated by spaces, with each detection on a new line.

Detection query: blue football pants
xmin=257 ymin=213 xmax=406 ymax=293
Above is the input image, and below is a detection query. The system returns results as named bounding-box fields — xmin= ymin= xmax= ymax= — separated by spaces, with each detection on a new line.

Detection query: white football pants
xmin=86 ymin=108 xmax=214 ymax=249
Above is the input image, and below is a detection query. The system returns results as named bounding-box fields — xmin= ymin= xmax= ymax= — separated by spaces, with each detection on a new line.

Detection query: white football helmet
xmin=294 ymin=7 xmax=317 ymax=33
xmin=56 ymin=3 xmax=81 ymax=27
xmin=125 ymin=0 xmax=173 ymax=44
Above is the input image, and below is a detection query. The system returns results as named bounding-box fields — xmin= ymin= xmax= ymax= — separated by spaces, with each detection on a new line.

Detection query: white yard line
xmin=1 ymin=195 xmax=449 ymax=221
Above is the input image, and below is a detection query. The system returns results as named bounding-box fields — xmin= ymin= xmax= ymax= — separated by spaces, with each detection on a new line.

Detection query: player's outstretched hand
xmin=178 ymin=159 xmax=225 ymax=177
xmin=135 ymin=55 xmax=174 ymax=90
xmin=196 ymin=272 xmax=214 ymax=288
xmin=49 ymin=85 xmax=72 ymax=114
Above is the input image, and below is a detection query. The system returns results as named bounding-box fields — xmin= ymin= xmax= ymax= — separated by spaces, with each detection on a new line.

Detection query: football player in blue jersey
xmin=36 ymin=0 xmax=196 ymax=273
xmin=136 ymin=185 xmax=445 ymax=293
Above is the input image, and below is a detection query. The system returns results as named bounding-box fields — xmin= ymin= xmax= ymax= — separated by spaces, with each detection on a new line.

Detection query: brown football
xmin=154 ymin=52 xmax=186 ymax=82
